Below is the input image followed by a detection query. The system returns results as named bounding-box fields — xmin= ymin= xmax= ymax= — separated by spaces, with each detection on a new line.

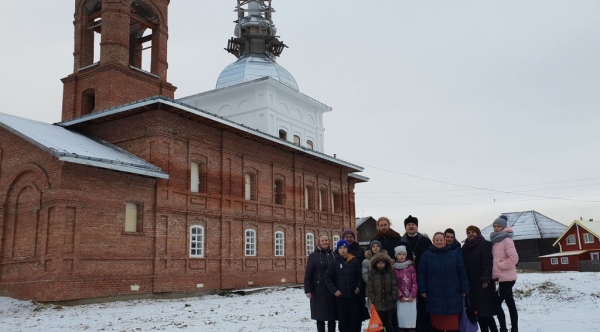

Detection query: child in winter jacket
xmin=393 ymin=245 xmax=418 ymax=332
xmin=366 ymin=252 xmax=398 ymax=332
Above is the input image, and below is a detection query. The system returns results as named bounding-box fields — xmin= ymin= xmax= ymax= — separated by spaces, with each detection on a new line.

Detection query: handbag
xmin=366 ymin=304 xmax=384 ymax=332
xmin=459 ymin=297 xmax=479 ymax=332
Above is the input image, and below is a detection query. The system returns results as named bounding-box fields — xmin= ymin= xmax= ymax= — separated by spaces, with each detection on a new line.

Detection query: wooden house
xmin=540 ymin=219 xmax=600 ymax=272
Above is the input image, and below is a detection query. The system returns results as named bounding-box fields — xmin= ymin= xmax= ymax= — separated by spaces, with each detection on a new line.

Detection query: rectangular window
xmin=125 ymin=203 xmax=140 ymax=232
xmin=331 ymin=192 xmax=341 ymax=213
xmin=566 ymin=234 xmax=576 ymax=245
xmin=305 ymin=186 xmax=314 ymax=209
xmin=550 ymin=258 xmax=558 ymax=265
xmin=591 ymin=252 xmax=599 ymax=261
xmin=319 ymin=188 xmax=327 ymax=211
xmin=191 ymin=162 xmax=200 ymax=193
xmin=275 ymin=232 xmax=285 ymax=256
xmin=190 ymin=226 xmax=204 ymax=257
xmin=244 ymin=173 xmax=255 ymax=200
xmin=332 ymin=235 xmax=340 ymax=249
xmin=245 ymin=229 xmax=256 ymax=256
xmin=584 ymin=233 xmax=594 ymax=244
xmin=274 ymin=179 xmax=284 ymax=205
xmin=561 ymin=257 xmax=569 ymax=264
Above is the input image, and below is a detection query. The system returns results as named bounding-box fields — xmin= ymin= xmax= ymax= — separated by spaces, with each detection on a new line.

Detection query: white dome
xmin=216 ymin=53 xmax=298 ymax=91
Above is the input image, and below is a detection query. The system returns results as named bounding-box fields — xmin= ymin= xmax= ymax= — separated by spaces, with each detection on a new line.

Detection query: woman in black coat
xmin=462 ymin=225 xmax=498 ymax=332
xmin=305 ymin=235 xmax=337 ymax=332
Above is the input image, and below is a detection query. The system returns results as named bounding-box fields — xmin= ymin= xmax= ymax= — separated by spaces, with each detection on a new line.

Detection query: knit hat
xmin=341 ymin=229 xmax=355 ymax=239
xmin=336 ymin=239 xmax=350 ymax=250
xmin=394 ymin=245 xmax=407 ymax=256
xmin=493 ymin=215 xmax=508 ymax=229
xmin=466 ymin=225 xmax=481 ymax=236
xmin=404 ymin=215 xmax=418 ymax=227
xmin=369 ymin=240 xmax=382 ymax=251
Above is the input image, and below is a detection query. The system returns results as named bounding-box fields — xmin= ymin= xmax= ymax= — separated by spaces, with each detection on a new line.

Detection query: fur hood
xmin=364 ymin=248 xmax=390 ymax=261
xmin=369 ymin=252 xmax=393 ymax=270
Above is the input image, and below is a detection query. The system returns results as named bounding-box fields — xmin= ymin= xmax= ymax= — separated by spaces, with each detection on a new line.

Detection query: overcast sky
xmin=2 ymin=1 xmax=600 ymax=239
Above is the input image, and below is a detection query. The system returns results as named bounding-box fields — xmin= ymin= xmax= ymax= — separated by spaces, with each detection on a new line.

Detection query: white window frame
xmin=332 ymin=235 xmax=340 ymax=249
xmin=275 ymin=231 xmax=285 ymax=257
xmin=561 ymin=257 xmax=569 ymax=264
xmin=245 ymin=229 xmax=256 ymax=256
xmin=550 ymin=258 xmax=558 ymax=265
xmin=591 ymin=252 xmax=599 ymax=261
xmin=125 ymin=202 xmax=139 ymax=232
xmin=584 ymin=233 xmax=594 ymax=244
xmin=566 ymin=234 xmax=576 ymax=245
xmin=306 ymin=233 xmax=315 ymax=256
xmin=190 ymin=226 xmax=205 ymax=257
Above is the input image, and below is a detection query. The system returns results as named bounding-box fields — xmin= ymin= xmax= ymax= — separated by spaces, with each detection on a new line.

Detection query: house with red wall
xmin=540 ymin=220 xmax=600 ymax=272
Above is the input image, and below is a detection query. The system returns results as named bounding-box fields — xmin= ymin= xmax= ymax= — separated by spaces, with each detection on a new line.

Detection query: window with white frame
xmin=306 ymin=233 xmax=315 ymax=256
xmin=190 ymin=226 xmax=204 ymax=257
xmin=591 ymin=252 xmax=599 ymax=261
xmin=566 ymin=235 xmax=576 ymax=245
xmin=125 ymin=202 xmax=141 ymax=232
xmin=550 ymin=258 xmax=558 ymax=265
xmin=245 ymin=229 xmax=256 ymax=256
xmin=275 ymin=231 xmax=285 ymax=256
xmin=332 ymin=235 xmax=340 ymax=249
xmin=561 ymin=257 xmax=569 ymax=264
xmin=584 ymin=233 xmax=594 ymax=244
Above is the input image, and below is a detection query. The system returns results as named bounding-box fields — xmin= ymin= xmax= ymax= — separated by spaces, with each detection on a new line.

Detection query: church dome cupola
xmin=216 ymin=0 xmax=298 ymax=91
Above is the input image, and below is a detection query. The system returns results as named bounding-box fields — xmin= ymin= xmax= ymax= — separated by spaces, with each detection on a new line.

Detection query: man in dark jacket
xmin=342 ymin=229 xmax=365 ymax=263
xmin=326 ymin=240 xmax=363 ymax=332
xmin=400 ymin=215 xmax=433 ymax=332
xmin=373 ymin=216 xmax=406 ymax=260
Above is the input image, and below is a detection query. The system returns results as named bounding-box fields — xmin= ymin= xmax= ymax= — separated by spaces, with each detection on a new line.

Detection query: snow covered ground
xmin=1 ymin=271 xmax=599 ymax=331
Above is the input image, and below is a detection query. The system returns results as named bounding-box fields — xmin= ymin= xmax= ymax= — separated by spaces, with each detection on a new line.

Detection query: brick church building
xmin=0 ymin=0 xmax=367 ymax=302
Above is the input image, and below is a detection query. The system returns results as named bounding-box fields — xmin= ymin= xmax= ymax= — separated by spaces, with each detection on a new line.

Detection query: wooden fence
xmin=517 ymin=261 xmax=541 ymax=271
xmin=579 ymin=260 xmax=600 ymax=272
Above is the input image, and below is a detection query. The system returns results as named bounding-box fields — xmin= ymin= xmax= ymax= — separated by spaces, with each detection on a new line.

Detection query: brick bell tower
xmin=61 ymin=0 xmax=176 ymax=121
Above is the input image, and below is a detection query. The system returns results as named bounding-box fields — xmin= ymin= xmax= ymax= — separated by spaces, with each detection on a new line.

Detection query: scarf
xmin=490 ymin=230 xmax=514 ymax=243
xmin=462 ymin=235 xmax=484 ymax=250
xmin=392 ymin=260 xmax=412 ymax=270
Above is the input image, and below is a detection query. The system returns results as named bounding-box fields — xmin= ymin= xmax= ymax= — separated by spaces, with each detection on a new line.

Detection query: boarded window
xmin=125 ymin=203 xmax=140 ymax=232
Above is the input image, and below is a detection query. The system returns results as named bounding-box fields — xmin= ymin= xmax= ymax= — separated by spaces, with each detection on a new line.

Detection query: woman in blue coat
xmin=305 ymin=235 xmax=337 ymax=332
xmin=418 ymin=232 xmax=469 ymax=332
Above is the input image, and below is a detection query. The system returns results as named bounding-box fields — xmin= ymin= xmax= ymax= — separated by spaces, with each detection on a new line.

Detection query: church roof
xmin=480 ymin=210 xmax=567 ymax=241
xmin=0 ymin=112 xmax=168 ymax=179
xmin=216 ymin=53 xmax=299 ymax=91
xmin=59 ymin=96 xmax=367 ymax=177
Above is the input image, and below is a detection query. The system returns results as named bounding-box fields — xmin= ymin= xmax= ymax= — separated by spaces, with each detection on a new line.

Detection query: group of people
xmin=304 ymin=215 xmax=520 ymax=332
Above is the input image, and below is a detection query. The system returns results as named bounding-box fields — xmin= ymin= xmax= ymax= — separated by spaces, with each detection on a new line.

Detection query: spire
xmin=225 ymin=0 xmax=287 ymax=58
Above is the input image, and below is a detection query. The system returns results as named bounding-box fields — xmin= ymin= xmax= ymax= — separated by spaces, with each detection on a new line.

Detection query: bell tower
xmin=61 ymin=0 xmax=176 ymax=121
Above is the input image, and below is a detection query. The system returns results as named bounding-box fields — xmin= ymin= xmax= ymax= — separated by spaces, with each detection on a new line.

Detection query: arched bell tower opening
xmin=61 ymin=0 xmax=176 ymax=122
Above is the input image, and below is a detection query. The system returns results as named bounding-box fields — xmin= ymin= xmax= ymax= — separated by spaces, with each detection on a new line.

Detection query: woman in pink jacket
xmin=490 ymin=215 xmax=519 ymax=332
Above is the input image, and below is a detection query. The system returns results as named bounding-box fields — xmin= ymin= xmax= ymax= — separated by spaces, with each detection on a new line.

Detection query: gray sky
xmin=2 ymin=1 xmax=600 ymax=239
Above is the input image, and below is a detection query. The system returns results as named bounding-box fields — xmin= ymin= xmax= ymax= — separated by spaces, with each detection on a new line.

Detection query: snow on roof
xmin=0 ymin=112 xmax=168 ymax=179
xmin=539 ymin=250 xmax=588 ymax=258
xmin=480 ymin=211 xmax=567 ymax=241
xmin=552 ymin=219 xmax=600 ymax=246
xmin=356 ymin=216 xmax=373 ymax=228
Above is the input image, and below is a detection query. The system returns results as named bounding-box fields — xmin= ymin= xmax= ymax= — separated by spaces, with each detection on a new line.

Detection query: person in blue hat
xmin=325 ymin=239 xmax=364 ymax=332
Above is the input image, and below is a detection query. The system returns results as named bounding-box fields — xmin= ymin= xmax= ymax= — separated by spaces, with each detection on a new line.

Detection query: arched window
xmin=293 ymin=135 xmax=301 ymax=146
xmin=191 ymin=162 xmax=207 ymax=193
xmin=190 ymin=226 xmax=204 ymax=257
xmin=306 ymin=233 xmax=315 ymax=256
xmin=275 ymin=231 xmax=285 ymax=256
xmin=129 ymin=1 xmax=160 ymax=74
xmin=332 ymin=235 xmax=340 ymax=249
xmin=306 ymin=140 xmax=314 ymax=150
xmin=244 ymin=173 xmax=256 ymax=200
xmin=274 ymin=179 xmax=284 ymax=205
xmin=125 ymin=202 xmax=141 ymax=232
xmin=319 ymin=187 xmax=328 ymax=212
xmin=279 ymin=129 xmax=287 ymax=140
xmin=304 ymin=185 xmax=314 ymax=209
xmin=81 ymin=89 xmax=96 ymax=115
xmin=331 ymin=191 xmax=341 ymax=213
xmin=245 ymin=229 xmax=257 ymax=256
